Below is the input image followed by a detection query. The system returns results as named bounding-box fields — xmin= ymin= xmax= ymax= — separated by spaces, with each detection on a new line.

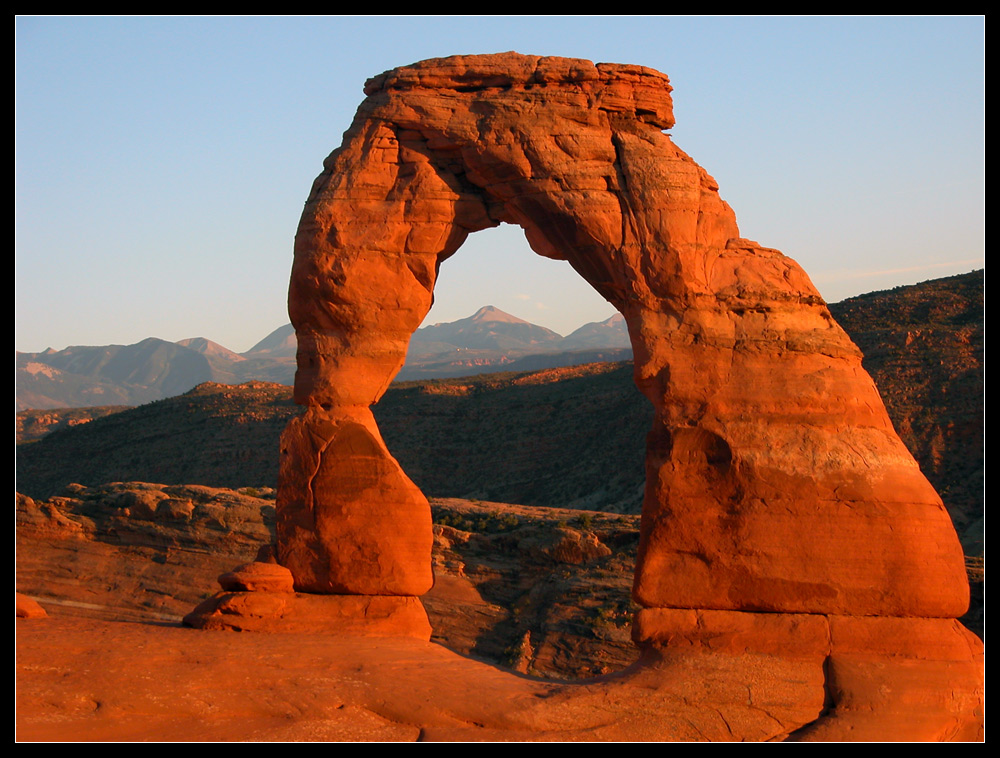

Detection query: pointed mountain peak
xmin=469 ymin=305 xmax=528 ymax=324
xmin=177 ymin=337 xmax=245 ymax=362
xmin=244 ymin=324 xmax=296 ymax=358
xmin=176 ymin=337 xmax=212 ymax=351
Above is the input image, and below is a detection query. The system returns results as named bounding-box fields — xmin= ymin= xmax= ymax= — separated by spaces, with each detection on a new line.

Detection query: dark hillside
xmin=16 ymin=365 xmax=650 ymax=514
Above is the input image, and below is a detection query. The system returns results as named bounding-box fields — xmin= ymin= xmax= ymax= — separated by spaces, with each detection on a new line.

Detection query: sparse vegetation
xmin=589 ymin=598 xmax=637 ymax=632
xmin=433 ymin=508 xmax=520 ymax=534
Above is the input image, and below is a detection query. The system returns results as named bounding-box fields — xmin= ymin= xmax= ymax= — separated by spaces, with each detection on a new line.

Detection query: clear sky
xmin=15 ymin=16 xmax=984 ymax=353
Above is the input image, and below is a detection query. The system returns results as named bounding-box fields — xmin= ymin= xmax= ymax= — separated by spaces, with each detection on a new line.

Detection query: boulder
xmin=16 ymin=593 xmax=47 ymax=619
xmin=217 ymin=562 xmax=294 ymax=593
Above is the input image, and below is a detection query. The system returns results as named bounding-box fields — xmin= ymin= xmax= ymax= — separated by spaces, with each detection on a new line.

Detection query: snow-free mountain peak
xmin=176 ymin=337 xmax=246 ymax=363
xmin=244 ymin=323 xmax=296 ymax=358
xmin=468 ymin=305 xmax=530 ymax=325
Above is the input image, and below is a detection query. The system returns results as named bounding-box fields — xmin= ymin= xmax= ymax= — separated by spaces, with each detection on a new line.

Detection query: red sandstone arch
xmin=279 ymin=53 xmax=966 ymax=620
xmin=175 ymin=54 xmax=983 ymax=740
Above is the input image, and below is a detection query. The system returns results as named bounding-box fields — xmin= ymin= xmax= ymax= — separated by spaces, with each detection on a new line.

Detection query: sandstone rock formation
xmin=17 ymin=482 xmax=981 ymax=739
xmin=285 ymin=52 xmax=967 ymax=607
xmin=184 ymin=560 xmax=431 ymax=638
xmin=217 ymin=561 xmax=295 ymax=593
xmin=185 ymin=593 xmax=432 ymax=638
xmin=16 ymin=484 xmax=276 ymax=621
xmin=271 ymin=53 xmax=981 ymax=739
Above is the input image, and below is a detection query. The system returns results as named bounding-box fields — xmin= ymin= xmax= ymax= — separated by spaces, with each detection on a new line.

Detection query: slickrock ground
xmin=13 ymin=615 xmax=806 ymax=743
xmin=16 ymin=609 xmax=982 ymax=742
xmin=14 ymin=485 xmax=660 ymax=742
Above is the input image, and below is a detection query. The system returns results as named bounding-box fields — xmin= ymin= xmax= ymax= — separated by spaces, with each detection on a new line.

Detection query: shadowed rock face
xmin=282 ymin=53 xmax=967 ymax=618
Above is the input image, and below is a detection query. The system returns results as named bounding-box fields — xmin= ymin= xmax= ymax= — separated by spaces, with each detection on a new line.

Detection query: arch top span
xmin=290 ymin=53 xmax=741 ymax=409
xmin=362 ymin=53 xmax=676 ymax=131
xmin=280 ymin=53 xmax=968 ymax=624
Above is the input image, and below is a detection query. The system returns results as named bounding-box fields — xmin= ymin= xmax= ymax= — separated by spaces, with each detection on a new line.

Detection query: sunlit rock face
xmin=281 ymin=53 xmax=967 ymax=617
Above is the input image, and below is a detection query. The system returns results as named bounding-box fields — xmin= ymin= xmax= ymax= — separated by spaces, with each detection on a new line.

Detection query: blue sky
xmin=16 ymin=16 xmax=984 ymax=353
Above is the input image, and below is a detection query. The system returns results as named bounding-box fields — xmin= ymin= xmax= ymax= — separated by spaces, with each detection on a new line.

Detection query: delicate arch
xmin=278 ymin=53 xmax=966 ymax=621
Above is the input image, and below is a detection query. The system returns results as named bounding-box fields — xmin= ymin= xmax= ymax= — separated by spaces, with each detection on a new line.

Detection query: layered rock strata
xmin=275 ymin=53 xmax=979 ymax=738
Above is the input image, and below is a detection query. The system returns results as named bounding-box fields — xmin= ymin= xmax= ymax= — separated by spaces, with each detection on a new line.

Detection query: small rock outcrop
xmin=16 ymin=593 xmax=47 ymax=619
xmin=217 ymin=561 xmax=295 ymax=593
xmin=184 ymin=561 xmax=431 ymax=638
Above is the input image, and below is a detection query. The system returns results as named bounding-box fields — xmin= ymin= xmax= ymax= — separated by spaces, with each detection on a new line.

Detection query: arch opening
xmin=369 ymin=221 xmax=649 ymax=677
xmin=386 ymin=222 xmax=646 ymax=509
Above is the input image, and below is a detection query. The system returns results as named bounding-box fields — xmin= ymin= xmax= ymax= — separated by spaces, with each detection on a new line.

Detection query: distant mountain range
xmin=16 ymin=307 xmax=631 ymax=410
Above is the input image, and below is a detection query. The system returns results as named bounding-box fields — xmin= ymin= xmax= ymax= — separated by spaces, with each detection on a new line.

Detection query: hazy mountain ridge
xmin=398 ymin=309 xmax=632 ymax=380
xmin=558 ymin=313 xmax=631 ymax=349
xmin=16 ymin=338 xmax=219 ymax=410
xmin=17 ymin=308 xmax=632 ymax=409
xmin=409 ymin=305 xmax=563 ymax=353
xmin=243 ymin=323 xmax=296 ymax=358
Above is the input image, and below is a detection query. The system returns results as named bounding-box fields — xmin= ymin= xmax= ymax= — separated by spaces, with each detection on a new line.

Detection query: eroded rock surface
xmin=16 ymin=485 xmax=642 ymax=679
xmin=285 ymin=52 xmax=966 ymax=617
xmin=16 ymin=484 xmax=276 ymax=620
xmin=272 ymin=53 xmax=981 ymax=739
xmin=185 ymin=590 xmax=432 ymax=638
xmin=277 ymin=407 xmax=432 ymax=595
